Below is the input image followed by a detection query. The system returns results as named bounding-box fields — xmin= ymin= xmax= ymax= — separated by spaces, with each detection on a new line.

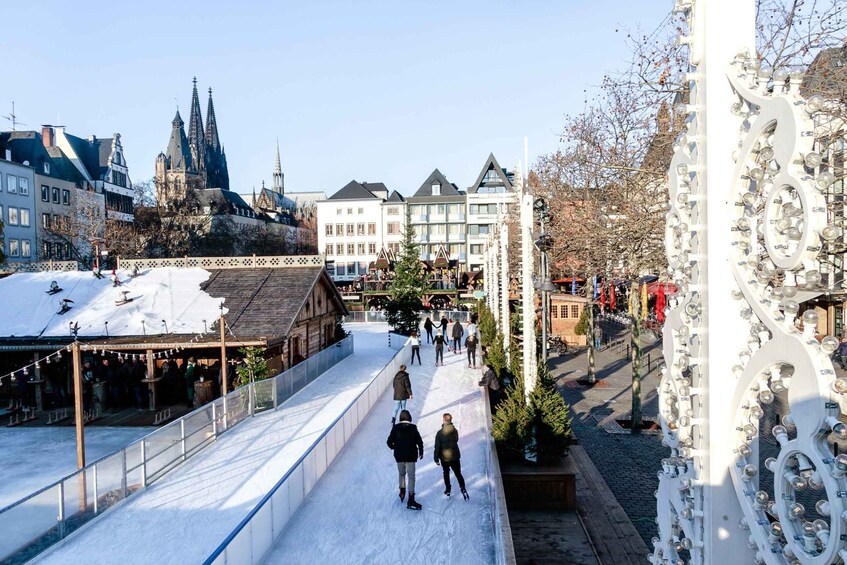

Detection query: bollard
xmin=647 ymin=353 xmax=652 ymax=372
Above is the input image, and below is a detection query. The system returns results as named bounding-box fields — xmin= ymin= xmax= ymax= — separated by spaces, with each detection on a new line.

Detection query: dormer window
xmin=43 ymin=162 xmax=50 ymax=174
xmin=432 ymin=181 xmax=441 ymax=196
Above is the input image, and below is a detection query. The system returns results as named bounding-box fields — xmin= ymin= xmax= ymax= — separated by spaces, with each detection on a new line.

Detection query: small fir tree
xmin=235 ymin=347 xmax=272 ymax=387
xmin=385 ymin=209 xmax=428 ymax=335
xmin=487 ymin=332 xmax=508 ymax=378
xmin=526 ymin=362 xmax=573 ymax=464
xmin=478 ymin=301 xmax=497 ymax=347
xmin=491 ymin=374 xmax=531 ymax=463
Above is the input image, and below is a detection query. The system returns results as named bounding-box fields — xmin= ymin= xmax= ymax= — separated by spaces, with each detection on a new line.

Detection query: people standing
xmin=410 ymin=332 xmax=422 ymax=365
xmin=392 ymin=364 xmax=412 ymax=425
xmin=434 ymin=331 xmax=445 ymax=366
xmin=184 ymin=357 xmax=197 ymax=408
xmin=131 ymin=357 xmax=147 ymax=410
xmin=478 ymin=364 xmax=502 ymax=411
xmin=466 ymin=333 xmax=478 ymax=368
xmin=387 ymin=409 xmax=424 ymax=510
xmin=423 ymin=317 xmax=434 ymax=344
xmin=440 ymin=316 xmax=449 ymax=336
xmin=434 ymin=413 xmax=468 ymax=500
xmin=82 ymin=361 xmax=95 ymax=413
xmin=451 ymin=320 xmax=464 ymax=354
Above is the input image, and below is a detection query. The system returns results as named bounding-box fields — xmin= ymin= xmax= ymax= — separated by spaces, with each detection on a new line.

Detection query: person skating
xmin=451 ymin=320 xmax=464 ymax=354
xmin=392 ymin=364 xmax=412 ymax=425
xmin=479 ymin=364 xmax=502 ymax=412
xmin=434 ymin=331 xmax=445 ymax=366
xmin=466 ymin=333 xmax=478 ymax=368
xmin=386 ymin=409 xmax=424 ymax=510
xmin=434 ymin=413 xmax=468 ymax=500
xmin=410 ymin=332 xmax=421 ymax=365
xmin=440 ymin=316 xmax=449 ymax=337
xmin=423 ymin=317 xmax=434 ymax=344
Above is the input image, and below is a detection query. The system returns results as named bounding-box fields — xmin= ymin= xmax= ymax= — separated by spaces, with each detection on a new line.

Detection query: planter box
xmin=501 ymin=457 xmax=576 ymax=511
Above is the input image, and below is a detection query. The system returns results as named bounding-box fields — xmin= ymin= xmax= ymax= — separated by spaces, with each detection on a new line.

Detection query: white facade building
xmin=466 ymin=154 xmax=516 ymax=272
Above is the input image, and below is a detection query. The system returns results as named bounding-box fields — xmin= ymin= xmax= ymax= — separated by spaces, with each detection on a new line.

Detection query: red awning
xmin=646 ymin=281 xmax=678 ymax=296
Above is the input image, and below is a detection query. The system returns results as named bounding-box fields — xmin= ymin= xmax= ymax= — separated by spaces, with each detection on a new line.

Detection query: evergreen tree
xmin=235 ymin=346 xmax=271 ymax=387
xmin=491 ymin=374 xmax=530 ymax=463
xmin=478 ymin=300 xmax=497 ymax=347
xmin=385 ymin=209 xmax=428 ymax=335
xmin=526 ymin=362 xmax=573 ymax=464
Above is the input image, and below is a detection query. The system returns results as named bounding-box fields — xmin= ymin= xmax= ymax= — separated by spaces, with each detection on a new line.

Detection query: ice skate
xmin=406 ymin=494 xmax=422 ymax=510
xmin=461 ymin=489 xmax=469 ymax=501
xmin=399 ymin=487 xmax=406 ymax=502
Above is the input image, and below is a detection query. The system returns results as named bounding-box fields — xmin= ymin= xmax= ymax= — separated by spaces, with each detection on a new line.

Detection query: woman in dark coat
xmin=423 ymin=317 xmax=434 ymax=344
xmin=391 ymin=365 xmax=412 ymax=424
xmin=434 ymin=413 xmax=468 ymax=499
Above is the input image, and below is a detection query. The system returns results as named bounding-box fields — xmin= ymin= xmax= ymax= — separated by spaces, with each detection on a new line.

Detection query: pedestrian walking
xmin=434 ymin=331 xmax=445 ymax=366
xmin=423 ymin=317 xmax=434 ymax=344
xmin=434 ymin=413 xmax=468 ymax=500
xmin=478 ymin=364 xmax=502 ymax=412
xmin=386 ymin=409 xmax=424 ymax=510
xmin=392 ymin=364 xmax=413 ymax=425
xmin=410 ymin=332 xmax=422 ymax=365
xmin=466 ymin=334 xmax=478 ymax=368
xmin=467 ymin=319 xmax=479 ymax=341
xmin=451 ymin=320 xmax=464 ymax=354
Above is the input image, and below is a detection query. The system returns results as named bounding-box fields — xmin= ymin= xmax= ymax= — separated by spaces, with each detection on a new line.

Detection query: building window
xmin=346 ymin=224 xmax=354 ymax=236
xmin=468 ymin=224 xmax=490 ymax=236
xmin=368 ymin=243 xmax=376 ymax=254
xmin=41 ymin=185 xmax=49 ymax=202
xmin=470 ymin=244 xmax=483 ymax=254
xmin=44 ymin=162 xmax=50 ymax=174
xmin=8 ymin=239 xmax=19 ymax=257
xmin=552 ymin=305 xmax=559 ymax=319
xmin=52 ymin=187 xmax=60 ymax=203
xmin=347 ymin=243 xmax=355 ymax=255
xmin=437 ymin=204 xmax=446 ymax=215
xmin=431 ymin=181 xmax=441 ymax=196
xmin=387 ymin=222 xmax=400 ymax=235
xmin=19 ymin=177 xmax=28 ymax=195
xmin=357 ymin=223 xmax=365 ymax=236
xmin=387 ymin=207 xmax=399 ymax=216
xmin=19 ymin=208 xmax=29 ymax=227
xmin=336 ymin=243 xmax=344 ymax=255
xmin=21 ymin=240 xmax=30 ymax=257
xmin=53 ymin=214 xmax=61 ymax=228
xmin=571 ymin=305 xmax=579 ymax=318
xmin=389 ymin=242 xmax=400 ymax=253
xmin=336 ymin=208 xmax=342 ymax=216
xmin=448 ymin=203 xmax=460 ymax=215
xmin=7 ymin=175 xmax=17 ymax=194
xmin=325 ymin=224 xmax=334 ymax=236
xmin=560 ymin=305 xmax=569 ymax=319
xmin=7 ymin=207 xmax=18 ymax=226
xmin=367 ymin=223 xmax=376 ymax=235
xmin=336 ymin=263 xmax=346 ymax=276
xmin=357 ymin=207 xmax=364 ymax=215
xmin=357 ymin=243 xmax=365 ymax=255
xmin=42 ymin=242 xmax=51 ymax=259
xmin=325 ymin=244 xmax=333 ymax=255
xmin=42 ymin=213 xmax=51 ymax=229
xmin=347 ymin=208 xmax=353 ymax=215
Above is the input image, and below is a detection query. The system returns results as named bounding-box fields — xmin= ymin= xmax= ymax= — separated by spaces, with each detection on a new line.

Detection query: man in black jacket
xmin=391 ymin=365 xmax=412 ymax=425
xmin=387 ymin=410 xmax=424 ymax=510
xmin=434 ymin=413 xmax=468 ymax=500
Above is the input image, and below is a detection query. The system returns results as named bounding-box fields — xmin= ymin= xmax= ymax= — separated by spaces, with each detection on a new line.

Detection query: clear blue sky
xmin=4 ymin=0 xmax=671 ymax=197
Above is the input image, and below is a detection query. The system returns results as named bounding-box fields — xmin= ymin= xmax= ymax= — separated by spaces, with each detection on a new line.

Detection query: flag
xmin=628 ymin=284 xmax=635 ymax=317
xmin=599 ymin=283 xmax=606 ymax=311
xmin=609 ymin=284 xmax=616 ymax=311
xmin=656 ymin=283 xmax=666 ymax=323
xmin=641 ymin=283 xmax=648 ymax=320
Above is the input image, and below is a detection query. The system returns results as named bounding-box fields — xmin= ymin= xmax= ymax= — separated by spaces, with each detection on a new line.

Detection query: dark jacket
xmin=131 ymin=361 xmax=147 ymax=384
xmin=478 ymin=368 xmax=500 ymax=391
xmin=424 ymin=318 xmax=433 ymax=331
xmin=434 ymin=334 xmax=445 ymax=348
xmin=451 ymin=321 xmax=464 ymax=340
xmin=434 ymin=423 xmax=461 ymax=463
xmin=465 ymin=334 xmax=477 ymax=350
xmin=393 ymin=370 xmax=412 ymax=400
xmin=387 ymin=422 xmax=424 ymax=462
xmin=440 ymin=317 xmax=448 ymax=331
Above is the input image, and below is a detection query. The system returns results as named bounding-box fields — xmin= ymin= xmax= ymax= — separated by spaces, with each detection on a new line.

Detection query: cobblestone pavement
xmin=549 ymin=320 xmax=666 ymax=546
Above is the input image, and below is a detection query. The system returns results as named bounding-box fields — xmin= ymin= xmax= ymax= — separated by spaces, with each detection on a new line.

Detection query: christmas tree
xmin=384 ymin=209 xmax=428 ymax=335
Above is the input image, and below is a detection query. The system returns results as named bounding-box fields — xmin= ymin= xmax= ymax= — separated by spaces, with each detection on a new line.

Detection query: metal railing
xmin=116 ymin=255 xmax=324 ymax=272
xmin=0 ymin=336 xmax=354 ymax=565
xmin=342 ymin=310 xmax=472 ymax=324
xmin=482 ymin=387 xmax=517 ymax=565
xmin=203 ymin=335 xmax=412 ymax=564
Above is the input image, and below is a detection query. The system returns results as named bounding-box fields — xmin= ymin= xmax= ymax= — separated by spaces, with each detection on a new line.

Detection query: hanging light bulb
xmin=806 ymin=95 xmax=824 ymax=113
xmin=758 ymin=389 xmax=775 ymax=404
xmin=759 ymin=145 xmax=775 ymax=161
xmin=783 ymin=300 xmax=800 ymax=316
xmin=802 ymin=309 xmax=819 ymax=326
xmin=816 ymin=171 xmax=836 ymax=190
xmin=804 ymin=271 xmax=822 ymax=287
xmin=822 ymin=336 xmax=839 ymax=354
xmin=822 ymin=225 xmax=843 ymax=241
xmin=804 ymin=152 xmax=822 ymax=169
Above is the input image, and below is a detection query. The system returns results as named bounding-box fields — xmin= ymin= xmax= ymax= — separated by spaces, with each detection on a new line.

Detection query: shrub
xmin=574 ymin=308 xmax=589 ymax=336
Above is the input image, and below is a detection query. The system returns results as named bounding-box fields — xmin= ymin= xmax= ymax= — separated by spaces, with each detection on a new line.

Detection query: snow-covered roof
xmin=0 ymin=268 xmax=224 ymax=339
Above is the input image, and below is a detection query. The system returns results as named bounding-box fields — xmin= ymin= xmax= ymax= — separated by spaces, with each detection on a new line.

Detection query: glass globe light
xmin=808 ymin=474 xmax=824 ymax=490
xmin=741 ymin=192 xmax=757 ymax=206
xmin=783 ymin=300 xmax=800 ymax=316
xmin=749 ymin=167 xmax=765 ymax=181
xmin=676 ymin=192 xmax=689 ymax=205
xmin=772 ymin=424 xmax=788 ymax=441
xmin=754 ymin=490 xmax=769 ymax=506
xmin=731 ymin=102 xmax=743 ymax=115
xmin=815 ymin=500 xmax=831 ymax=516
xmin=832 ymin=377 xmax=847 ymax=394
xmin=833 ymin=422 xmax=847 ymax=439
xmin=788 ymin=502 xmax=805 ymax=520
xmin=765 ymin=457 xmax=778 ymax=472
xmin=731 ymin=289 xmax=743 ymax=300
xmin=684 ymin=301 xmax=701 ymax=318
xmin=759 ymin=389 xmax=775 ymax=404
xmin=822 ymin=225 xmax=842 ymax=241
xmin=804 ymin=271 xmax=822 ymax=287
xmin=816 ymin=171 xmax=836 ymax=190
xmin=804 ymin=152 xmax=822 ymax=169
xmin=771 ymin=379 xmax=787 ymax=393
xmin=788 ymin=473 xmax=806 ymax=491
xmin=759 ymin=66 xmax=773 ymax=79
xmin=743 ymin=423 xmax=758 ymax=439
xmin=789 ymin=66 xmax=805 ymax=81
xmin=677 ymin=163 xmax=689 ymax=177
xmin=736 ymin=218 xmax=750 ymax=231
xmin=742 ymin=463 xmax=758 ymax=479
xmin=806 ymin=94 xmax=824 ymax=113
xmin=773 ymin=68 xmax=790 ymax=82
xmin=813 ymin=519 xmax=829 ymax=533
xmin=802 ymin=522 xmax=816 ymax=537
xmin=750 ymin=405 xmax=764 ymax=419
xmin=821 ymin=336 xmax=839 ymax=354
xmin=786 ymin=226 xmax=802 ymax=240
xmin=738 ymin=443 xmax=753 ymax=458
xmin=802 ymin=309 xmax=819 ymax=326
xmin=783 ymin=285 xmax=797 ymax=298
xmin=775 ymin=217 xmax=791 ymax=233
xmin=760 ymin=146 xmax=775 ymax=161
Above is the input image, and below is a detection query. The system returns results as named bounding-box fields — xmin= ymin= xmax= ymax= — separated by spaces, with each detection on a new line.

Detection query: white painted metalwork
xmin=500 ymin=222 xmax=510 ymax=363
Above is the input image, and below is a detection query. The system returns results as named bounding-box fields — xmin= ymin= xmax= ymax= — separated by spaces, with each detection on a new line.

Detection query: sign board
xmin=473 ymin=290 xmax=486 ymax=299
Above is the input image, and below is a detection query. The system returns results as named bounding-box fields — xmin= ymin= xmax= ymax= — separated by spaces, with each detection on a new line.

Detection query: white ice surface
xmin=0 ymin=268 xmax=225 ymax=338
xmin=33 ymin=324 xmax=397 ymax=565
xmin=264 ymin=339 xmax=495 ymax=564
xmin=0 ymin=427 xmax=153 ymax=509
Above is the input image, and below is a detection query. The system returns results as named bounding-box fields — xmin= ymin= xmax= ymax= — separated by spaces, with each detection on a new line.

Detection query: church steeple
xmin=272 ymin=139 xmax=284 ymax=196
xmin=165 ymin=109 xmax=192 ymax=170
xmin=206 ymin=87 xmax=220 ymax=152
xmin=187 ymin=77 xmax=206 ymax=174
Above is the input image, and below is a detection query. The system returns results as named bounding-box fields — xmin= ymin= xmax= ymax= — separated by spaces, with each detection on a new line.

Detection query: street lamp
xmin=534 ymin=229 xmax=556 ymax=363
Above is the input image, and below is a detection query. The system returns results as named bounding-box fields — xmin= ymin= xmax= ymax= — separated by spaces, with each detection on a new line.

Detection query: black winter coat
xmin=451 ymin=322 xmax=464 ymax=340
xmin=434 ymin=423 xmax=461 ymax=463
xmin=387 ymin=422 xmax=424 ymax=462
xmin=393 ymin=370 xmax=412 ymax=400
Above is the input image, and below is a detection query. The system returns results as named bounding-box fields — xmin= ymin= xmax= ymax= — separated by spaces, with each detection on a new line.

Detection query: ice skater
xmin=451 ymin=319 xmax=464 ymax=354
xmin=392 ymin=364 xmax=412 ymax=425
xmin=387 ymin=409 xmax=424 ymax=510
xmin=466 ymin=333 xmax=478 ymax=368
xmin=423 ymin=317 xmax=434 ymax=344
xmin=434 ymin=413 xmax=468 ymax=500
xmin=410 ymin=332 xmax=421 ymax=365
xmin=434 ymin=331 xmax=445 ymax=366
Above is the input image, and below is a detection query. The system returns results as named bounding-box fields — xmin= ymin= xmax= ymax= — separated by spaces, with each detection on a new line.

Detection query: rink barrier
xmin=0 ymin=336 xmax=354 ymax=565
xmin=482 ymin=388 xmax=517 ymax=565
xmin=204 ymin=336 xmax=413 ymax=565
xmin=342 ymin=309 xmax=472 ymax=324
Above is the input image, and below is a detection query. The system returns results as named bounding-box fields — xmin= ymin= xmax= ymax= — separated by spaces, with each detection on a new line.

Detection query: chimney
xmin=41 ymin=126 xmax=54 ymax=148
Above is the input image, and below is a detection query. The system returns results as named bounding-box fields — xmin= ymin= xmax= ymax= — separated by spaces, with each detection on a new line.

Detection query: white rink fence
xmin=342 ymin=309 xmax=472 ymax=324
xmin=202 ymin=334 xmax=411 ymax=565
xmin=0 ymin=336 xmax=353 ymax=565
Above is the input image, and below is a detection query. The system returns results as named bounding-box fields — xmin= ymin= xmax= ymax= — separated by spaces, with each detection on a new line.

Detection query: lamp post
xmin=533 ymin=213 xmax=555 ymax=364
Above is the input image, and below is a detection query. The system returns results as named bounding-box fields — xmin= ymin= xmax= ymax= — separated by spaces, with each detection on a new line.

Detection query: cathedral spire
xmin=205 ymin=87 xmax=220 ymax=152
xmin=272 ymin=139 xmax=284 ymax=196
xmin=187 ymin=77 xmax=206 ymax=175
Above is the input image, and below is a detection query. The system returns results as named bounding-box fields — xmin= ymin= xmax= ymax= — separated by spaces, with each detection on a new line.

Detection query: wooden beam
xmin=71 ymin=341 xmax=85 ymax=469
xmin=220 ymin=313 xmax=228 ymax=396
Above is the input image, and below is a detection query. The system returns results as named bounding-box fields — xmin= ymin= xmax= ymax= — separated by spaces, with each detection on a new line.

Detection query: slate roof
xmin=197 ymin=188 xmax=255 ymax=215
xmin=0 ymin=131 xmax=87 ymax=186
xmin=165 ymin=110 xmax=192 ymax=171
xmin=45 ymin=147 xmax=88 ymax=185
xmin=385 ymin=190 xmax=405 ymax=203
xmin=468 ymin=153 xmax=513 ymax=194
xmin=327 ymin=180 xmax=381 ymax=201
xmin=201 ymin=267 xmax=347 ymax=342
xmin=63 ymin=133 xmax=113 ymax=181
xmin=412 ymin=169 xmax=461 ymax=197
xmin=362 ymin=182 xmax=389 ymax=199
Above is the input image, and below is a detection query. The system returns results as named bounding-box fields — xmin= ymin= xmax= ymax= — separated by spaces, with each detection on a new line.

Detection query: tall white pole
xmin=520 ymin=185 xmax=537 ymax=400
xmin=500 ymin=222 xmax=510 ymax=364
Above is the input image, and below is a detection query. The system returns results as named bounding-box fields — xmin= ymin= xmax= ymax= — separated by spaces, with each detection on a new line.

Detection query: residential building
xmin=466 ymin=153 xmax=516 ymax=271
xmin=380 ymin=190 xmax=406 ymax=255
xmin=406 ymin=169 xmax=466 ymax=264
xmin=0 ymin=151 xmax=36 ymax=262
